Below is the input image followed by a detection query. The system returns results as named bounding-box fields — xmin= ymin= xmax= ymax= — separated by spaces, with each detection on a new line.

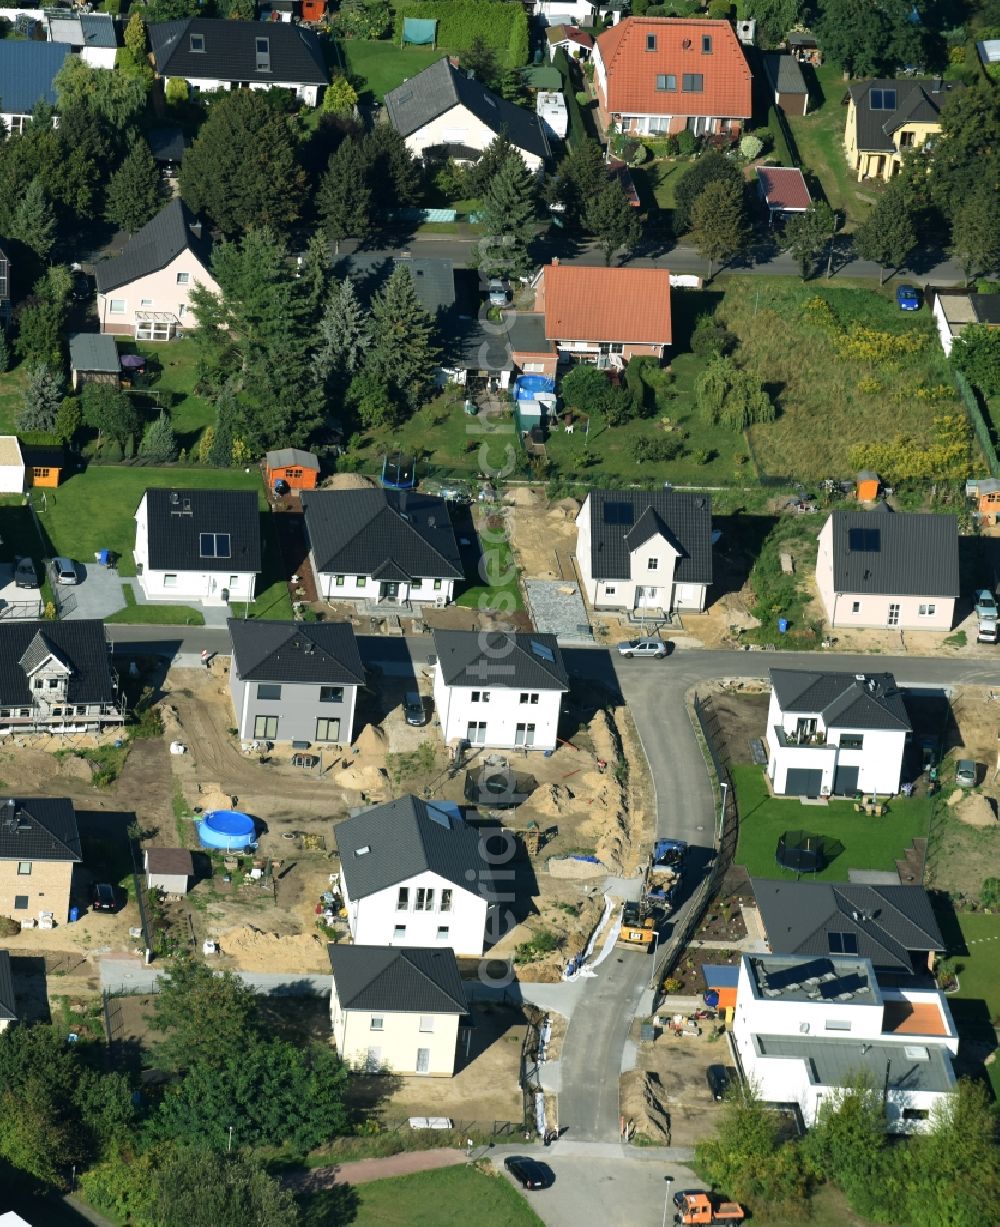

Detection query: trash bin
xmin=69 ymin=906 xmax=79 ymax=923
xmin=778 ymin=618 xmax=789 ymax=633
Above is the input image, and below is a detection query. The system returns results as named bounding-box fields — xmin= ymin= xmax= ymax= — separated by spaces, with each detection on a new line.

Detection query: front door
xmin=416 ymin=1047 xmax=430 ymax=1074
xmin=380 ymin=582 xmax=399 ymax=602
xmin=634 ymin=586 xmax=659 ymax=609
xmin=887 ymin=603 xmax=900 ymax=627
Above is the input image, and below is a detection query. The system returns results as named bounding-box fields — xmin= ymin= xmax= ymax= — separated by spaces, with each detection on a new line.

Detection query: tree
xmin=695 ymin=355 xmax=774 ymax=429
xmin=180 ymin=90 xmax=306 ymax=235
xmin=691 ymin=313 xmax=737 ymax=358
xmin=15 ymin=269 xmax=70 ymax=369
xmin=951 ymin=325 xmax=1000 ymax=396
xmin=689 ymin=179 xmax=749 ymax=278
xmin=18 ymin=365 xmax=62 ymax=432
xmin=123 ymin=10 xmax=147 ymax=62
xmin=479 ymin=149 xmax=537 ymax=281
xmin=752 ymin=0 xmax=806 ymax=47
xmin=11 ymin=177 xmax=56 ymax=263
xmin=149 ymin=1148 xmax=301 ymax=1227
xmin=950 ymin=184 xmax=1000 ymax=280
xmin=853 ymin=184 xmax=917 ymax=284
xmin=142 ymin=0 xmax=201 ymax=20
xmin=361 ymin=124 xmax=421 ymax=212
xmin=929 ymin=82 xmax=1000 ymax=217
xmin=782 ymin=200 xmax=836 ymax=279
xmin=317 ymin=138 xmax=372 ymax=253
xmin=55 ymin=395 xmax=82 ymax=445
xmin=208 ymin=386 xmax=240 ymax=467
xmin=105 ymin=139 xmax=162 ymax=234
xmin=673 ymin=150 xmax=744 ymax=233
xmin=816 ymin=0 xmax=919 ymax=77
xmin=54 ymin=55 xmax=149 ymax=129
xmin=150 ymin=955 xmax=259 ymax=1072
xmin=314 ymin=279 xmax=370 ymax=386
xmin=802 ymin=1075 xmax=887 ymax=1220
xmin=586 ymin=178 xmax=641 ymax=265
xmin=322 ymin=75 xmax=359 ymax=115
xmin=556 ymin=138 xmax=606 ymax=224
xmin=139 ymin=410 xmax=179 ymax=462
xmin=346 ymin=367 xmax=398 ymax=428
xmin=461 ymin=35 xmax=503 ymax=91
xmin=366 ymin=264 xmax=440 ymax=414
xmin=0 ymin=329 xmax=9 ymax=375
xmin=81 ymin=384 xmax=140 ymax=453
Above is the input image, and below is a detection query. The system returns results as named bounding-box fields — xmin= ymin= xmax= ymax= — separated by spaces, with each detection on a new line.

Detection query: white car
xmin=616 ymin=639 xmax=669 ymax=659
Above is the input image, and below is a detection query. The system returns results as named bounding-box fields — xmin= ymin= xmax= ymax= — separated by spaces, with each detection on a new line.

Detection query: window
xmin=33 ymin=679 xmax=44 ymax=690
xmin=899 ymin=130 xmax=915 ymax=148
xmin=419 ymin=1015 xmax=436 ymax=1032
xmin=839 ymin=734 xmax=864 ymax=750
xmin=466 ymin=721 xmax=486 ymax=744
xmin=520 ymin=692 xmax=530 ymax=704
xmin=655 ymin=73 xmax=676 ymax=91
xmin=176 ymin=272 xmax=190 ymax=285
xmin=34 ymin=468 xmax=49 ymax=479
xmin=256 ymin=684 xmax=281 ymax=701
xmin=869 ymin=88 xmax=897 ymax=111
xmin=334 ymin=575 xmax=345 ymax=587
xmin=315 ymin=717 xmax=341 ymax=742
xmin=851 ymin=601 xmax=861 ymax=614
xmin=370 ymin=1016 xmax=384 ymax=1031
xmin=646 ymin=33 xmax=656 ymax=50
xmin=436 ymin=925 xmax=450 ymax=941
xmin=255 ymin=36 xmax=270 ymax=71
xmin=647 ymin=558 xmax=659 ymax=571
xmin=515 ymin=722 xmax=536 ymax=747
xmin=163 ymin=574 xmax=177 ymax=588
xmin=411 ymin=578 xmax=423 ymax=590
xmin=393 ymin=924 xmax=406 ymax=940
xmin=320 ymin=686 xmax=344 ymax=704
xmin=918 ymin=604 xmax=936 ymax=617
xmin=902 ymin=1108 xmax=930 ymax=1122
xmin=254 ymin=715 xmax=278 ymax=739
xmin=887 ymin=603 xmax=900 ymax=627
xmin=17 ymin=861 xmax=31 ymax=875
xmin=199 ymin=532 xmax=231 ymax=559
xmin=397 ymin=886 xmax=409 ymax=910
xmin=415 ymin=888 xmax=435 ymax=911
xmin=828 ymin=932 xmax=859 ymax=954
xmin=605 ymin=586 xmax=616 ymax=596
xmin=471 ymin=691 xmax=490 ymax=704
xmin=189 ymin=32 xmax=205 ymax=52
xmin=416 ymin=1047 xmax=431 ymax=1073
xmin=682 ymin=74 xmax=704 ymax=92
xmin=140 ymin=298 xmax=153 ymax=308
xmin=433 ymin=579 xmax=443 ymax=590
xmin=48 ymin=679 xmax=59 ymax=689
xmin=440 ymin=889 xmax=452 ymax=912
xmin=825 ymin=1019 xmax=852 ymax=1032
xmin=13 ymin=896 xmax=27 ymax=910
xmin=109 ymin=299 xmax=125 ymax=314
xmin=357 ymin=576 xmax=366 ymax=588
xmin=229 ymin=576 xmax=238 ymax=589
xmin=702 ymin=34 xmax=712 ymax=53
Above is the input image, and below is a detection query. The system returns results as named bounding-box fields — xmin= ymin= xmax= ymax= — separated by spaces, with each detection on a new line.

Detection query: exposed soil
xmin=504 ymin=488 xmax=580 ymax=584
xmin=631 ymin=1030 xmax=731 ymax=1149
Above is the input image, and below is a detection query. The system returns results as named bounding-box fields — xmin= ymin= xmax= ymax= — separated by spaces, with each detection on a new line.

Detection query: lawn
xmin=298 ymin=1165 xmax=544 ymax=1227
xmin=948 ymin=911 xmax=1000 ymax=1022
xmin=632 ymin=159 xmax=684 ymax=210
xmin=0 ymin=366 xmax=28 ymax=436
xmin=731 ymin=763 xmax=935 ymax=882
xmin=127 ymin=339 xmax=215 ymax=454
xmin=456 ymin=538 xmax=524 ymax=612
xmin=341 ymin=39 xmax=443 ymax=102
xmin=105 ymin=584 xmax=205 ymax=626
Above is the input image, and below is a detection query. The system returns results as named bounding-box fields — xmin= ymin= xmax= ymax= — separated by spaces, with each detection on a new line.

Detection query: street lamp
xmin=649 ymin=928 xmax=660 ymax=991
xmin=661 ymin=1175 xmax=673 ymax=1227
xmin=228 ymin=1125 xmax=234 ymax=1153
xmin=718 ymin=781 xmax=728 ymax=843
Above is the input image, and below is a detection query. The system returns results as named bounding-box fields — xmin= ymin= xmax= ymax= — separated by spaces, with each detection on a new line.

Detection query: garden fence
xmin=953 ymin=369 xmax=999 ymax=477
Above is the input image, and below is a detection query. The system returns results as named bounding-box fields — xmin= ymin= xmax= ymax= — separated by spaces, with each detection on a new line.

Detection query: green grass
xmin=456 ymin=539 xmax=524 ymax=611
xmin=0 ymin=367 xmax=28 ymax=436
xmin=129 ymin=339 xmax=215 ymax=452
xmin=229 ymin=509 xmax=294 ymax=620
xmin=949 ymin=911 xmax=1000 ymax=1022
xmin=632 ymin=159 xmax=683 ymax=210
xmin=297 ymin=1165 xmax=545 ymax=1227
xmin=105 ymin=583 xmax=205 ymax=625
xmin=732 ymin=763 xmax=935 ymax=882
xmin=341 ymin=39 xmax=443 ymax=102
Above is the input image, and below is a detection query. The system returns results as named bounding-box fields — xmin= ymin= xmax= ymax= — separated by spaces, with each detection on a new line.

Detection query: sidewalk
xmin=287 ymin=1148 xmax=467 ymax=1192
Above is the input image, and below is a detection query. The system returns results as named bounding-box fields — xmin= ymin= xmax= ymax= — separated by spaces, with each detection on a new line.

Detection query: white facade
xmin=433 ymin=662 xmax=563 ymax=751
xmin=0 ymin=436 xmax=24 ymax=493
xmin=169 ymin=75 xmax=320 ymax=107
xmin=765 ymin=686 xmax=907 ymax=797
xmin=537 ymin=91 xmax=569 ymax=139
xmin=98 ymin=248 xmax=218 ymax=340
xmin=310 ymin=555 xmax=455 ymax=606
xmin=535 ymin=0 xmax=621 ymax=24
xmin=330 ymin=983 xmax=462 ymax=1076
xmin=343 ymin=869 xmax=489 ymax=959
xmin=402 ymin=104 xmax=545 ymax=173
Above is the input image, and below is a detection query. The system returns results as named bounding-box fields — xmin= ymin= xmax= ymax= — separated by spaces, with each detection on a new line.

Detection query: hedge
xmin=954 ymin=368 xmax=1000 ymax=477
xmin=392 ymin=1 xmax=529 ymax=69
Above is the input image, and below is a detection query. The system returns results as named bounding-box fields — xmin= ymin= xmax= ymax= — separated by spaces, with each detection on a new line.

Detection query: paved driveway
xmin=59 ymin=561 xmax=126 ymax=620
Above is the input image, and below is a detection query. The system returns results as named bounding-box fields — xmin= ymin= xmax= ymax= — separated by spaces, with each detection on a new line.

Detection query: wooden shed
xmin=69 ymin=332 xmax=120 ymax=390
xmin=856 ymin=470 xmax=881 ymax=503
xmin=145 ymin=847 xmax=195 ymax=895
xmin=265 ymin=447 xmax=320 ymax=492
xmin=21 ymin=442 xmax=65 ymax=489
xmin=975 ymin=478 xmax=1000 ymax=525
xmin=301 ymin=0 xmax=326 ymax=20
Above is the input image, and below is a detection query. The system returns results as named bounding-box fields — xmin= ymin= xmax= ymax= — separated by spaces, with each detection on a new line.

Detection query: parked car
xmin=51 ymin=557 xmax=78 ymax=585
xmin=975 ymin=588 xmax=998 ymax=621
xmin=14 ymin=556 xmax=38 ymax=589
xmin=70 ymin=271 xmax=92 ymax=302
xmin=955 ymin=759 xmax=977 ymax=788
xmin=503 ymin=1155 xmax=552 ymax=1190
xmin=404 ymin=693 xmax=427 ymax=727
xmin=616 ymin=639 xmax=669 ymax=659
xmin=91 ymin=882 xmax=118 ymax=913
xmin=706 ymin=1064 xmax=732 ymax=1101
xmin=488 ymin=278 xmax=510 ymax=307
xmin=896 ymin=284 xmax=921 ymax=311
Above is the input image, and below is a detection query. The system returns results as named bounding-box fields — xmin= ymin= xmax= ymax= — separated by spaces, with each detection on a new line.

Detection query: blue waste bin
xmin=778 ymin=618 xmax=789 ymax=633
xmin=69 ymin=906 xmax=79 ymax=923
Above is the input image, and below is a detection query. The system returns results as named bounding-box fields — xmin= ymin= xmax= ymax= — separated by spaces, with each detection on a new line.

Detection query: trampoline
xmin=776 ymin=829 xmax=827 ymax=874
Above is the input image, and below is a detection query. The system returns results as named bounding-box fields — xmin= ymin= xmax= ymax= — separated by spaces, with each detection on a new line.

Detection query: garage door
xmin=784 ymin=768 xmax=824 ymax=796
xmin=833 ymin=765 xmax=859 ymax=796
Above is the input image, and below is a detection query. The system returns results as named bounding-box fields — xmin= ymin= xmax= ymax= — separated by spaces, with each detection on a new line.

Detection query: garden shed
xmin=265 ymin=448 xmax=320 ymax=492
xmin=69 ymin=333 xmax=120 ymax=391
xmin=145 ymin=847 xmax=195 ymax=895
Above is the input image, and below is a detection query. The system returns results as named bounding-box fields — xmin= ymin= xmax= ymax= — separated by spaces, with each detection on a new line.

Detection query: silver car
xmin=616 ymin=639 xmax=669 ymax=659
xmin=51 ymin=557 xmax=78 ymax=585
xmin=955 ymin=759 xmax=977 ymax=788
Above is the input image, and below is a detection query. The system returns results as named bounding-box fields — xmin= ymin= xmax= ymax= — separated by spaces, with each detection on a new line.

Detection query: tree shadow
xmin=296 ymin=1182 xmax=361 ymax=1227
xmin=708 ymin=513 xmax=779 ymax=603
xmin=671 ymin=286 xmax=726 ymax=352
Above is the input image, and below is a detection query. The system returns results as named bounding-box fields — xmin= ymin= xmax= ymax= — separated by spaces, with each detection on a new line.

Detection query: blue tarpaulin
xmin=403 ymin=17 xmax=437 ymax=45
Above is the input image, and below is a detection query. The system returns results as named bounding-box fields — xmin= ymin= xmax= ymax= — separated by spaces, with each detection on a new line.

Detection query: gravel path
xmin=287 ymin=1147 xmax=467 ymax=1191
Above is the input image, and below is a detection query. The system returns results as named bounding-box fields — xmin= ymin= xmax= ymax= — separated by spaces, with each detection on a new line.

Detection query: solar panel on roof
xmin=847 ymin=527 xmax=881 ymax=553
xmin=602 ymin=501 xmax=635 ymax=527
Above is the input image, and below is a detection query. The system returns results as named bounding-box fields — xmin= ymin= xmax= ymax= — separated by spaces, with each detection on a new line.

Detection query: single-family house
xmin=534 ymin=0 xmax=623 ymax=26
xmin=733 ymin=953 xmax=958 ymax=1132
xmin=0 ymin=796 xmax=81 ymax=925
xmin=145 ymin=847 xmax=195 ymax=895
xmin=0 ymin=42 xmax=69 ymax=134
xmin=765 ymin=668 xmax=911 ymax=797
xmin=0 ymin=242 xmax=10 ymax=324
xmin=845 ymin=78 xmax=960 ymax=182
xmin=0 ymin=437 xmax=24 ymax=494
xmin=265 ymin=448 xmax=320 ymax=492
xmin=329 ymin=944 xmax=467 ymax=1076
xmin=815 ymin=509 xmax=959 ymax=631
xmin=751 ymin=879 xmax=944 ymax=976
xmin=761 ymin=51 xmax=809 ymax=116
xmin=69 ymin=333 xmax=120 ymax=391
xmin=301 ymin=488 xmax=463 ymax=606
xmin=47 ymin=12 xmax=118 ymax=69
xmin=0 ymin=948 xmax=15 ymax=1032
xmin=931 ymin=289 xmax=1000 ymax=357
xmin=133 ymin=487 xmax=261 ymax=607
xmin=546 ymin=24 xmax=594 ymax=62
xmin=575 ymin=488 xmax=713 ymax=614
xmin=757 ymin=166 xmax=811 ymax=221
xmin=148 ymin=19 xmax=328 ymax=106
xmin=432 ymin=629 xmax=569 ymax=751
xmin=535 ymin=262 xmax=672 ymax=365
xmin=0 ymin=621 xmax=122 ymax=735
xmin=21 ymin=443 xmax=64 ymax=489
xmin=507 ymin=312 xmax=558 ymax=380
xmin=95 ymin=199 xmax=218 ymax=341
xmin=334 ymin=795 xmax=494 ymax=958
xmin=227 ymin=618 xmax=364 ymax=747
xmin=384 ymin=57 xmax=550 ymax=173
xmin=594 ymin=17 xmax=751 ymax=139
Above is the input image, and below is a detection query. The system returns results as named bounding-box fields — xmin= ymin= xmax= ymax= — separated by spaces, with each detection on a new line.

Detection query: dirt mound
xmin=527 ymin=783 xmax=579 ymax=819
xmin=352 ymin=724 xmax=386 ymax=757
xmin=198 ymin=783 xmax=238 ymax=813
xmin=954 ymin=793 xmax=997 ymax=827
xmin=218 ymin=924 xmax=329 ymax=972
xmin=552 ymin=497 xmax=581 ymax=519
xmin=321 ymin=473 xmax=376 ymax=490
xmin=333 ymin=764 xmax=389 ymax=798
xmin=593 ymin=809 xmax=631 ymax=874
xmin=588 ymin=710 xmax=618 ymax=766
xmin=620 ymin=1071 xmax=671 ymax=1143
xmin=504 ymin=486 xmax=543 ymax=508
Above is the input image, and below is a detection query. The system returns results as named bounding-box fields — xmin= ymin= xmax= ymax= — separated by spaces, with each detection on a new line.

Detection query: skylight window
xmin=869 ymin=88 xmax=897 ymax=111
xmin=189 ymin=33 xmax=205 ymax=53
xmin=199 ymin=532 xmax=232 ymax=559
xmin=531 ymin=640 xmax=555 ymax=663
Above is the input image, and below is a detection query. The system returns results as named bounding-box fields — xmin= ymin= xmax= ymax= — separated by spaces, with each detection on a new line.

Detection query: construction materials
xmin=644 ymin=838 xmax=688 ymax=915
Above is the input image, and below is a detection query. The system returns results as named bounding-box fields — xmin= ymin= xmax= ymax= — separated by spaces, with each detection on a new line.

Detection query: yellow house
xmin=0 ymin=797 xmax=81 ymax=926
xmin=844 ymin=78 xmax=961 ymax=182
xmin=328 ymin=945 xmax=468 ymax=1077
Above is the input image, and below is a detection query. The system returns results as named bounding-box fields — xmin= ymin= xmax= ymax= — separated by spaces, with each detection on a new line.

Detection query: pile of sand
xmin=198 ymin=783 xmax=238 ymax=813
xmin=620 ymin=1071 xmax=671 ymax=1144
xmin=504 ymin=486 xmax=543 ymax=508
xmin=333 ymin=764 xmax=390 ymax=798
xmin=588 ymin=711 xmax=619 ymax=767
xmin=218 ymin=925 xmax=330 ymax=973
xmin=528 ymin=783 xmax=579 ymax=820
xmin=954 ymin=793 xmax=997 ymax=827
xmin=322 ymin=473 xmax=375 ymax=490
xmin=352 ymin=724 xmax=387 ymax=758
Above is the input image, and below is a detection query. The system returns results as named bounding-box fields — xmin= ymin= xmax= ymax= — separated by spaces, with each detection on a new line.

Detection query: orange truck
xmin=673 ymin=1190 xmax=746 ymax=1225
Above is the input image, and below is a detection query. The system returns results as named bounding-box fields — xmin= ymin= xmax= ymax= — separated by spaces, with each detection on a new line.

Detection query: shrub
xmin=691 ymin=313 xmax=737 ymax=358
xmin=630 ymin=434 xmax=684 ymax=462
xmin=0 ymin=916 xmax=19 ymax=937
xmin=575 ymin=90 xmax=590 ymax=107
xmin=164 ymin=77 xmax=188 ymax=105
xmin=693 ymin=447 xmax=717 ymax=464
xmin=981 ymin=877 xmax=1000 ymax=908
xmin=752 ymin=127 xmax=774 ymax=154
xmin=739 ymin=133 xmax=763 ymax=161
xmin=706 ymin=0 xmax=731 ymax=17
xmin=676 ymin=128 xmax=698 ymax=156
xmin=339 ymin=0 xmax=391 ymax=39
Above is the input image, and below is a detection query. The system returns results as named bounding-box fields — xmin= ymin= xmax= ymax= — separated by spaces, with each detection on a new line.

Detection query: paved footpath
xmin=287 ymin=1148 xmax=467 ymax=1192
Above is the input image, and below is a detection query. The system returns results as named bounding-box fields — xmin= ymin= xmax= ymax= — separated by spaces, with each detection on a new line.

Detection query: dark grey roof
xmin=971 ymin=294 xmax=1000 ymax=326
xmin=80 ymin=13 xmax=117 ymax=48
xmin=451 ymin=319 xmax=516 ymax=372
xmin=585 ymin=489 xmax=713 ymax=584
xmin=762 ymin=52 xmax=807 ymax=95
xmin=433 ymin=629 xmax=569 ymax=691
xmin=146 ymin=126 xmax=188 ymax=164
xmin=69 ymin=333 xmax=120 ymax=375
xmin=385 ymin=57 xmax=550 ymax=161
xmin=95 ymin=199 xmax=211 ymax=294
xmin=827 ymin=510 xmax=959 ymax=598
xmin=769 ymin=668 xmax=911 ymax=731
xmin=149 ymin=18 xmax=327 ymax=87
xmin=0 ymin=948 xmax=14 ymax=1021
xmin=335 ymin=795 xmax=490 ymax=901
xmin=752 ymin=879 xmax=944 ymax=973
xmin=505 ymin=312 xmax=555 ymax=354
xmin=0 ymin=42 xmax=69 ymax=115
xmin=301 ymin=489 xmax=463 ymax=580
xmin=0 ymin=797 xmax=80 ymax=863
xmin=848 ymin=78 xmax=961 ymax=152
xmin=339 ymin=254 xmax=457 ymax=317
xmin=328 ymin=945 xmax=467 ymax=1014
xmin=19 ymin=629 xmax=61 ymax=675
xmin=266 ymin=448 xmax=319 ymax=470
xmin=0 ymin=621 xmax=116 ymax=708
xmin=756 ymin=1032 xmax=954 ymax=1094
xmin=142 ymin=488 xmax=262 ymax=574
xmin=228 ymin=619 xmax=364 ymax=686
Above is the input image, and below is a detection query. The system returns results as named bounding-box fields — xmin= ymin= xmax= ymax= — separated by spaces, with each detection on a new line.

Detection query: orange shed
xmin=301 ymin=0 xmax=326 ymax=20
xmin=976 ymin=479 xmax=1000 ymax=525
xmin=22 ymin=443 xmax=64 ymax=489
xmin=856 ymin=470 xmax=881 ymax=503
xmin=265 ymin=448 xmax=320 ymax=492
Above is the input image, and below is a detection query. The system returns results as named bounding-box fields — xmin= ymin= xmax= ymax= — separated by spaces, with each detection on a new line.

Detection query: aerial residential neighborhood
xmin=0 ymin=0 xmax=999 ymax=1224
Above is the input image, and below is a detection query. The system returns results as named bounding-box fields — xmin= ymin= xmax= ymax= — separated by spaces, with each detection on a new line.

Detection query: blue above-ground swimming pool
xmin=198 ymin=810 xmax=257 ymax=851
xmin=514 ymin=375 xmax=556 ymax=401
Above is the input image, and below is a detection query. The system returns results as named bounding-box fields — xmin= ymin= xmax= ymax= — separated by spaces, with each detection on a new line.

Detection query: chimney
xmin=189 ymin=219 xmax=203 ymax=240
xmin=551 ymin=257 xmax=560 ymax=266
xmin=932 ymin=77 xmax=942 ymax=93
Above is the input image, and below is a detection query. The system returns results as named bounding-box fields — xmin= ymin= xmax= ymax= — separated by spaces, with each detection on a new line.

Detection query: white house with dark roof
xmin=329 ymin=944 xmax=468 ymax=1076
xmin=766 ymin=668 xmax=911 ymax=797
xmin=432 ymin=629 xmax=568 ymax=751
xmin=334 ymin=795 xmax=493 ymax=958
xmin=384 ymin=57 xmax=550 ymax=172
xmin=301 ymin=488 xmax=463 ymax=606
xmin=227 ymin=618 xmax=364 ymax=746
xmin=0 ymin=41 xmax=68 ymax=134
xmin=733 ymin=953 xmax=958 ymax=1133
xmin=95 ymin=199 xmax=217 ymax=341
xmin=149 ymin=19 xmax=328 ymax=106
xmin=815 ymin=508 xmax=959 ymax=631
xmin=575 ymin=488 xmax=713 ymax=614
xmin=134 ymin=488 xmax=261 ymax=607
xmin=0 ymin=796 xmax=81 ymax=924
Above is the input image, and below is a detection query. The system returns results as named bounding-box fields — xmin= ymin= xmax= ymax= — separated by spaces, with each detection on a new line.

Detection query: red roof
xmin=596 ymin=17 xmax=751 ymax=119
xmin=547 ymin=24 xmax=594 ymax=49
xmin=541 ymin=264 xmax=672 ymax=346
xmin=757 ymin=166 xmax=811 ymax=211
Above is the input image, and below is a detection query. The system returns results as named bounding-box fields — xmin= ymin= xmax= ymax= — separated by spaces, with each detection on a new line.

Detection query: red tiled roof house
xmin=594 ymin=17 xmax=751 ymax=139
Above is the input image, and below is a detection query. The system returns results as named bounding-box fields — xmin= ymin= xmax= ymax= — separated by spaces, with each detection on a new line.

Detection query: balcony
xmin=773 ymin=726 xmax=828 ymax=749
